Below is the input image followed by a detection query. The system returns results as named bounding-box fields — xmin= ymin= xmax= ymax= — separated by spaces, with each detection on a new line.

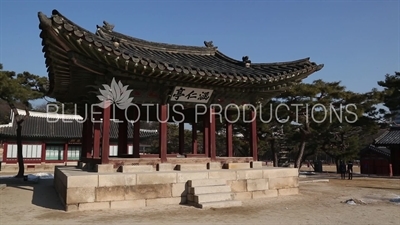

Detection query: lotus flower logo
xmin=96 ymin=78 xmax=134 ymax=110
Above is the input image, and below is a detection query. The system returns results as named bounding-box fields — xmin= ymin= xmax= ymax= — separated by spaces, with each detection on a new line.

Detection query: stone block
xmin=268 ymin=177 xmax=298 ymax=189
xmin=110 ymin=200 xmax=146 ymax=209
xmin=207 ymin=162 xmax=221 ymax=170
xmin=175 ymin=164 xmax=207 ymax=171
xmin=263 ymin=168 xmax=298 ymax=179
xmin=176 ymin=171 xmax=208 ymax=183
xmin=195 ymin=193 xmax=233 ymax=204
xmin=65 ymin=204 xmax=78 ymax=212
xmin=146 ymin=197 xmax=186 ymax=206
xmin=35 ymin=164 xmax=45 ymax=171
xmin=124 ymin=174 xmax=137 ymax=186
xmin=246 ymin=179 xmax=268 ymax=191
xmin=121 ymin=165 xmax=154 ymax=173
xmin=136 ymin=172 xmax=176 ymax=185
xmin=233 ymin=192 xmax=252 ymax=200
xmin=125 ymin=183 xmax=172 ymax=200
xmin=78 ymin=202 xmax=110 ymax=211
xmin=236 ymin=169 xmax=263 ymax=180
xmin=250 ymin=161 xmax=263 ymax=168
xmin=252 ymin=190 xmax=278 ymax=199
xmin=157 ymin=163 xmax=173 ymax=171
xmin=55 ymin=181 xmax=67 ymax=205
xmin=278 ymin=188 xmax=299 ymax=196
xmin=190 ymin=185 xmax=231 ymax=195
xmin=98 ymin=174 xmax=124 ymax=187
xmin=98 ymin=174 xmax=136 ymax=187
xmin=56 ymin=168 xmax=68 ymax=187
xmin=228 ymin=180 xmax=247 ymax=192
xmin=95 ymin=186 xmax=125 ymax=202
xmin=96 ymin=164 xmax=114 ymax=173
xmin=172 ymin=183 xmax=188 ymax=197
xmin=188 ymin=179 xmax=227 ymax=187
xmin=208 ymin=170 xmax=237 ymax=180
xmin=223 ymin=163 xmax=250 ymax=170
xmin=66 ymin=187 xmax=96 ymax=204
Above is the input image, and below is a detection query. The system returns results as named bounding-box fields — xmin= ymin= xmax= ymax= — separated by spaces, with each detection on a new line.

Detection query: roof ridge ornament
xmin=204 ymin=41 xmax=217 ymax=49
xmin=102 ymin=21 xmax=115 ymax=32
xmin=242 ymin=56 xmax=251 ymax=67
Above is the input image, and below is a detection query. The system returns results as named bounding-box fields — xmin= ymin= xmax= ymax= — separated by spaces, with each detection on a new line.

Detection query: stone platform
xmin=54 ymin=162 xmax=299 ymax=211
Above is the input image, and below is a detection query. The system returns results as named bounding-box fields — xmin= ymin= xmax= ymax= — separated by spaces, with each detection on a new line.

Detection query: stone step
xmin=194 ymin=192 xmax=233 ymax=204
xmin=197 ymin=200 xmax=242 ymax=209
xmin=189 ymin=185 xmax=231 ymax=195
xmin=188 ymin=179 xmax=227 ymax=187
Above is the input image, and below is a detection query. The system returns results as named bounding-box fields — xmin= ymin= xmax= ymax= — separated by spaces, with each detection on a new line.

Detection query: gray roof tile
xmin=374 ymin=126 xmax=400 ymax=146
xmin=0 ymin=110 xmax=157 ymax=140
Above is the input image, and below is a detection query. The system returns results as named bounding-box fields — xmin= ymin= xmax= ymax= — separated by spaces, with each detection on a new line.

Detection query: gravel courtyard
xmin=0 ymin=176 xmax=399 ymax=225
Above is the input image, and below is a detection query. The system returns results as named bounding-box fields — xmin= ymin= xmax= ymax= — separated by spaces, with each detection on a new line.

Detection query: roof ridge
xmin=96 ymin=23 xmax=216 ymax=55
xmin=251 ymin=57 xmax=311 ymax=66
xmin=16 ymin=109 xmax=83 ymax=120
xmin=13 ymin=109 xmax=159 ymax=133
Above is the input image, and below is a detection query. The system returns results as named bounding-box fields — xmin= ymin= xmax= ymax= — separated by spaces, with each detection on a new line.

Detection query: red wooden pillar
xmin=203 ymin=111 xmax=210 ymax=156
xmin=159 ymin=104 xmax=168 ymax=163
xmin=41 ymin=143 xmax=46 ymax=163
xmin=389 ymin=163 xmax=393 ymax=177
xmin=226 ymin=111 xmax=233 ymax=157
xmin=117 ymin=109 xmax=128 ymax=157
xmin=80 ymin=120 xmax=87 ymax=160
xmin=93 ymin=116 xmax=101 ymax=158
xmin=209 ymin=108 xmax=216 ymax=161
xmin=81 ymin=119 xmax=93 ymax=159
xmin=101 ymin=105 xmax=111 ymax=164
xmin=249 ymin=110 xmax=258 ymax=161
xmin=133 ymin=105 xmax=140 ymax=158
xmin=2 ymin=142 xmax=7 ymax=163
xmin=192 ymin=123 xmax=198 ymax=154
xmin=63 ymin=143 xmax=68 ymax=163
xmin=84 ymin=119 xmax=93 ymax=158
xmin=179 ymin=122 xmax=184 ymax=155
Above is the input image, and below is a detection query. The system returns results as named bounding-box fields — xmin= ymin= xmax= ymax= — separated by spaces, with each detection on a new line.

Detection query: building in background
xmin=373 ymin=126 xmax=400 ymax=176
xmin=0 ymin=109 xmax=158 ymax=164
xmin=360 ymin=145 xmax=391 ymax=176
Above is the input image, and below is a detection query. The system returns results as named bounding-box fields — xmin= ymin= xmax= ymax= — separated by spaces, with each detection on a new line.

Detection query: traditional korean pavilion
xmin=37 ymin=10 xmax=323 ymax=166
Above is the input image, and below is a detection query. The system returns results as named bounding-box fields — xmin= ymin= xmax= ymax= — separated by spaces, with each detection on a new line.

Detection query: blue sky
xmin=0 ymin=0 xmax=399 ymax=106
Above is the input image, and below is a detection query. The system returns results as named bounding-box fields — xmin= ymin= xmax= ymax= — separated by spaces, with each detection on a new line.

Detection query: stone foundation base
xmin=54 ymin=163 xmax=299 ymax=211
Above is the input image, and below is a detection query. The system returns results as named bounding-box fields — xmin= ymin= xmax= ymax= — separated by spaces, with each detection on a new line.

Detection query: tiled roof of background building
xmin=361 ymin=145 xmax=391 ymax=157
xmin=374 ymin=126 xmax=400 ymax=146
xmin=0 ymin=109 xmax=158 ymax=139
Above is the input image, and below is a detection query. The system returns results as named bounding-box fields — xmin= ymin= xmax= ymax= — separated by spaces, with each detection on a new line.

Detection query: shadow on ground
xmin=0 ymin=177 xmax=64 ymax=211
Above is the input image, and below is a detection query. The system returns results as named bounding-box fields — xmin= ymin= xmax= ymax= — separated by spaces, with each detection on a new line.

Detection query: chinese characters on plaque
xmin=170 ymin=86 xmax=214 ymax=103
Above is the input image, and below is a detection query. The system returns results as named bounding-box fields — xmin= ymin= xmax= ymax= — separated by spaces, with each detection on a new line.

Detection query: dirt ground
xmin=0 ymin=176 xmax=399 ymax=225
xmin=300 ymin=165 xmax=361 ymax=173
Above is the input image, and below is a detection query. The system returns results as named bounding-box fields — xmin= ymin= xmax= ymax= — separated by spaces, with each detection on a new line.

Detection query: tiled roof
xmin=0 ymin=109 xmax=158 ymax=140
xmin=362 ymin=145 xmax=391 ymax=157
xmin=37 ymin=10 xmax=323 ymax=99
xmin=374 ymin=126 xmax=400 ymax=146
